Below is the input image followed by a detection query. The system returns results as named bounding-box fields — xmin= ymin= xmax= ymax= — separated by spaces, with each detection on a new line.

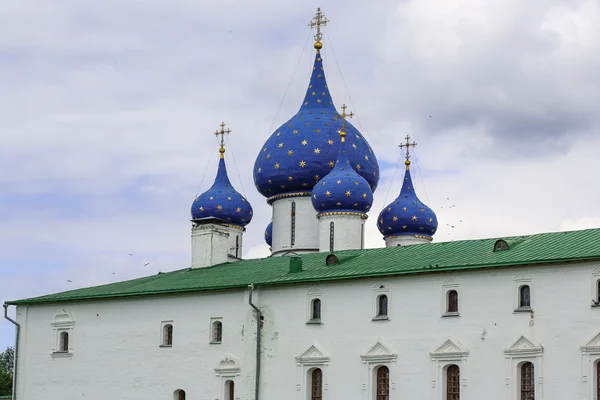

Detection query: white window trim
xmin=430 ymin=339 xmax=468 ymax=400
xmin=306 ymin=286 xmax=323 ymax=324
xmin=210 ymin=317 xmax=223 ymax=344
xmin=591 ymin=268 xmax=600 ymax=308
xmin=372 ymin=283 xmax=391 ymax=321
xmin=513 ymin=274 xmax=534 ymax=312
xmin=581 ymin=332 xmax=600 ymax=399
xmin=160 ymin=320 xmax=173 ymax=347
xmin=504 ymin=335 xmax=544 ymax=400
xmin=295 ymin=343 xmax=330 ymax=400
xmin=214 ymin=356 xmax=241 ymax=400
xmin=360 ymin=340 xmax=397 ymax=400
xmin=441 ymin=280 xmax=461 ymax=317
xmin=51 ymin=311 xmax=74 ymax=357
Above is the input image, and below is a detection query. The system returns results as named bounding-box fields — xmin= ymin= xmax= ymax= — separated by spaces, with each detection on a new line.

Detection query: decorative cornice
xmin=317 ymin=211 xmax=368 ymax=219
xmin=385 ymin=233 xmax=433 ymax=241
xmin=267 ymin=191 xmax=312 ymax=204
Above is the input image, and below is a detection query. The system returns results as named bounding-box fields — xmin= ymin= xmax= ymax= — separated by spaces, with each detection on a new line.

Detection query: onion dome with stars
xmin=265 ymin=221 xmax=273 ymax=246
xmin=311 ymin=105 xmax=374 ymax=215
xmin=377 ymin=136 xmax=438 ymax=239
xmin=191 ymin=123 xmax=253 ymax=227
xmin=253 ymin=8 xmax=379 ymax=203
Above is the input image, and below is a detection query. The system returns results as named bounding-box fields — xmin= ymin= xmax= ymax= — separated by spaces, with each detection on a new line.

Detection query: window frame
xmin=430 ymin=339 xmax=468 ymax=400
xmin=441 ymin=280 xmax=461 ymax=317
xmin=310 ymin=367 xmax=323 ymax=400
xmin=504 ymin=336 xmax=543 ymax=400
xmin=519 ymin=361 xmax=535 ymax=400
xmin=210 ymin=317 xmax=223 ymax=344
xmin=361 ymin=341 xmax=397 ymax=400
xmin=174 ymin=389 xmax=186 ymax=400
xmin=212 ymin=320 xmax=223 ymax=344
xmin=591 ymin=270 xmax=600 ymax=307
xmin=160 ymin=321 xmax=174 ymax=347
xmin=580 ymin=332 xmax=600 ymax=399
xmin=296 ymin=343 xmax=330 ymax=400
xmin=372 ymin=284 xmax=391 ymax=321
xmin=306 ymin=288 xmax=324 ymax=325
xmin=513 ymin=275 xmax=534 ymax=313
xmin=51 ymin=311 xmax=74 ymax=357
xmin=214 ymin=356 xmax=241 ymax=400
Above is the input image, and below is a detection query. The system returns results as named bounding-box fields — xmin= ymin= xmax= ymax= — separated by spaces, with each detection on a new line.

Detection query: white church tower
xmin=311 ymin=105 xmax=373 ymax=252
xmin=377 ymin=135 xmax=438 ymax=247
xmin=190 ymin=123 xmax=253 ymax=268
xmin=252 ymin=8 xmax=380 ymax=256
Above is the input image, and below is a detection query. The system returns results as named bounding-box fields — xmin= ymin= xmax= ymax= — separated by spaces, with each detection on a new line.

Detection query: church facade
xmin=4 ymin=9 xmax=600 ymax=400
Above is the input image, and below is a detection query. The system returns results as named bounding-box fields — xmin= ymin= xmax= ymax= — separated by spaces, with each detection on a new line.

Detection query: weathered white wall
xmin=271 ymin=196 xmax=319 ymax=256
xmin=318 ymin=213 xmax=366 ymax=252
xmin=191 ymin=223 xmax=245 ymax=268
xmin=384 ymin=234 xmax=431 ymax=247
xmin=14 ymin=261 xmax=600 ymax=400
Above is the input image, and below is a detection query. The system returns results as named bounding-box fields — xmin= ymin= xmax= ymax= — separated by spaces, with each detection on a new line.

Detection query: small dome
xmin=253 ymin=49 xmax=379 ymax=202
xmin=265 ymin=221 xmax=273 ymax=246
xmin=191 ymin=157 xmax=253 ymax=227
xmin=377 ymin=166 xmax=437 ymax=238
xmin=311 ymin=133 xmax=373 ymax=215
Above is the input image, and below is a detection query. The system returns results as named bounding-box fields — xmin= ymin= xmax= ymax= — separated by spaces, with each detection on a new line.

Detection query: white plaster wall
xmin=318 ymin=214 xmax=366 ymax=252
xmin=271 ymin=197 xmax=319 ymax=256
xmin=191 ymin=224 xmax=244 ymax=268
xmin=14 ymin=261 xmax=600 ymax=400
xmin=385 ymin=234 xmax=430 ymax=247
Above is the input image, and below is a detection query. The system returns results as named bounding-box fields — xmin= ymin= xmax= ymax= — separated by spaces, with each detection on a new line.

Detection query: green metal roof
xmin=7 ymin=228 xmax=600 ymax=305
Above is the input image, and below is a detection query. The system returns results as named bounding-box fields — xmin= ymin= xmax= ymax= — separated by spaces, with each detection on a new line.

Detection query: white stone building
xmin=4 ymin=9 xmax=600 ymax=400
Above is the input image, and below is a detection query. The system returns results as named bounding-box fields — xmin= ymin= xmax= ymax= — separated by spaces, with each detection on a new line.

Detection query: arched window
xmin=447 ymin=290 xmax=459 ymax=313
xmin=163 ymin=324 xmax=173 ymax=346
xmin=59 ymin=331 xmax=69 ymax=352
xmin=174 ymin=389 xmax=186 ymax=400
xmin=446 ymin=364 xmax=460 ymax=400
xmin=596 ymin=280 xmax=600 ymax=303
xmin=520 ymin=362 xmax=534 ymax=399
xmin=224 ymin=380 xmax=234 ymax=400
xmin=377 ymin=295 xmax=388 ymax=317
xmin=311 ymin=368 xmax=323 ymax=400
xmin=519 ymin=285 xmax=531 ymax=308
xmin=212 ymin=321 xmax=222 ymax=343
xmin=312 ymin=298 xmax=321 ymax=321
xmin=376 ymin=366 xmax=389 ymax=400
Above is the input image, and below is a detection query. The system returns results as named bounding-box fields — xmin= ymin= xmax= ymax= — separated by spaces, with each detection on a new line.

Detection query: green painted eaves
xmin=7 ymin=228 xmax=600 ymax=305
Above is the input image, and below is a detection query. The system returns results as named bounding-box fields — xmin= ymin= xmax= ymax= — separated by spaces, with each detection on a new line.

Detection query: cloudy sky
xmin=1 ymin=0 xmax=599 ymax=349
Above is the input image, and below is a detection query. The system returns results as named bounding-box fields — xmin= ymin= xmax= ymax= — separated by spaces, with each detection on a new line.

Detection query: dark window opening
xmin=225 ymin=380 xmax=234 ymax=400
xmin=311 ymin=368 xmax=323 ymax=400
xmin=377 ymin=295 xmax=388 ymax=317
xmin=596 ymin=362 xmax=600 ymax=400
xmin=163 ymin=324 xmax=173 ymax=346
xmin=519 ymin=285 xmax=531 ymax=308
xmin=329 ymin=221 xmax=334 ymax=252
xmin=212 ymin=321 xmax=222 ymax=343
xmin=376 ymin=366 xmax=389 ymax=400
xmin=311 ymin=298 xmax=321 ymax=321
xmin=494 ymin=239 xmax=509 ymax=251
xmin=235 ymin=235 xmax=239 ymax=258
xmin=597 ymin=280 xmax=600 ymax=303
xmin=447 ymin=290 xmax=459 ymax=313
xmin=446 ymin=364 xmax=460 ymax=400
xmin=291 ymin=202 xmax=296 ymax=246
xmin=520 ymin=362 xmax=534 ymax=400
xmin=59 ymin=331 xmax=69 ymax=352
xmin=176 ymin=390 xmax=186 ymax=400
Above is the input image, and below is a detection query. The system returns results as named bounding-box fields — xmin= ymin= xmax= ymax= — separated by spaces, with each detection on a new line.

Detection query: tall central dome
xmin=253 ymin=14 xmax=379 ymax=203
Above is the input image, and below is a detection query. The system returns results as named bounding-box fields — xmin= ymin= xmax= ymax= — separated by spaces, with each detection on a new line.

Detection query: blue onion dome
xmin=377 ymin=159 xmax=438 ymax=238
xmin=253 ymin=47 xmax=379 ymax=203
xmin=311 ymin=122 xmax=374 ymax=215
xmin=265 ymin=221 xmax=273 ymax=246
xmin=191 ymin=131 xmax=253 ymax=227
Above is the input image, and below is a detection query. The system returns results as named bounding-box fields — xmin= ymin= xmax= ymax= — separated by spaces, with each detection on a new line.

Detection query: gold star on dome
xmin=429 ymin=218 xmax=433 ymax=223
xmin=263 ymin=147 xmax=267 ymax=152
xmin=356 ymin=164 xmax=361 ymax=170
xmin=411 ymin=216 xmax=417 ymax=221
xmin=209 ymin=196 xmax=213 ymax=200
xmin=236 ymin=207 xmax=241 ymax=213
xmin=314 ymin=148 xmax=321 ymax=154
xmin=257 ymin=167 xmax=262 ymax=173
xmin=365 ymin=155 xmax=369 ymax=161
xmin=199 ymin=206 xmax=204 ymax=211
xmin=266 ymin=154 xmax=271 ymax=160
xmin=345 ymin=190 xmax=351 ymax=197
xmin=321 ymin=181 xmax=326 ymax=186
xmin=403 ymin=207 xmax=407 ymax=211
xmin=304 ymin=102 xmax=308 ymax=106
xmin=363 ymin=193 xmax=367 ymax=199
xmin=274 ymin=163 xmax=280 ymax=169
xmin=278 ymin=143 xmax=284 ymax=148
xmin=336 ymin=180 xmax=341 ymax=184
xmin=249 ymin=210 xmax=252 ymax=214
xmin=288 ymin=150 xmax=293 ymax=156
xmin=388 ymin=207 xmax=391 ymax=211
xmin=281 ymin=185 xmax=286 ymax=189
xmin=402 ymin=225 xmax=407 ymax=229
xmin=317 ymin=57 xmax=322 ymax=62
xmin=325 ymin=191 xmax=331 ymax=197
xmin=217 ymin=205 xmax=223 ymax=211
xmin=312 ymin=91 xmax=316 ymax=95
xmin=228 ymin=197 xmax=232 ymax=200
xmin=305 ymin=122 xmax=310 ymax=126
xmin=293 ymin=130 xmax=299 ymax=134
xmin=336 ymin=202 xmax=342 ymax=206
xmin=288 ymin=176 xmax=294 ymax=181
xmin=315 ymin=129 xmax=320 ymax=133
xmin=322 ymin=92 xmax=326 ymax=96
xmin=353 ymin=203 xmax=358 ymax=206
xmin=299 ymin=160 xmax=306 ymax=168
xmin=352 ymin=144 xmax=357 ymax=149
xmin=393 ymin=216 xmax=398 ymax=222
xmin=301 ymin=140 xmax=308 ymax=145
xmin=314 ymin=174 xmax=320 ymax=180
xmin=276 ymin=132 xmax=281 ymax=137
xmin=268 ymin=180 xmax=272 ymax=184
xmin=329 ymin=161 xmax=335 ymax=167
xmin=302 ymin=182 xmax=308 ymax=187
xmin=313 ymin=194 xmax=317 ymax=199
xmin=327 ymin=139 xmax=334 ymax=145
xmin=421 ymin=208 xmax=425 ymax=212
xmin=317 ymin=99 xmax=322 ymax=103
xmin=318 ymin=74 xmax=322 ymax=78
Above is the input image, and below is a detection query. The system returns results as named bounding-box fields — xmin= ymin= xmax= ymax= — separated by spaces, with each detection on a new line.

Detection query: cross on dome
xmin=308 ymin=8 xmax=329 ymax=49
xmin=399 ymin=135 xmax=417 ymax=168
xmin=215 ymin=122 xmax=231 ymax=158
xmin=338 ymin=104 xmax=354 ymax=141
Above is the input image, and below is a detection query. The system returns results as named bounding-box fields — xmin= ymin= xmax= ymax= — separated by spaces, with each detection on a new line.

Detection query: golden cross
xmin=215 ymin=122 xmax=231 ymax=158
xmin=338 ymin=104 xmax=354 ymax=142
xmin=308 ymin=8 xmax=329 ymax=48
xmin=398 ymin=135 xmax=417 ymax=168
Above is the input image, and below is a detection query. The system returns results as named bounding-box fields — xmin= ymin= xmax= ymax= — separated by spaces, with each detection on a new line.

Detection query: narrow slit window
xmin=291 ymin=201 xmax=296 ymax=246
xmin=311 ymin=368 xmax=323 ymax=400
xmin=447 ymin=290 xmax=459 ymax=313
xmin=312 ymin=298 xmax=321 ymax=320
xmin=163 ymin=324 xmax=173 ymax=346
xmin=235 ymin=235 xmax=239 ymax=258
xmin=377 ymin=295 xmax=388 ymax=317
xmin=520 ymin=362 xmax=534 ymax=400
xmin=376 ymin=366 xmax=389 ymax=400
xmin=59 ymin=331 xmax=69 ymax=352
xmin=519 ymin=285 xmax=531 ymax=308
xmin=212 ymin=321 xmax=222 ymax=343
xmin=329 ymin=221 xmax=334 ymax=252
xmin=446 ymin=364 xmax=460 ymax=400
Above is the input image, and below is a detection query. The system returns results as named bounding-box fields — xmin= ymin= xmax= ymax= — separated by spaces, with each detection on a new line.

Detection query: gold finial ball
xmin=314 ymin=41 xmax=323 ymax=50
xmin=219 ymin=147 xmax=225 ymax=154
xmin=340 ymin=129 xmax=347 ymax=138
xmin=405 ymin=159 xmax=411 ymax=166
